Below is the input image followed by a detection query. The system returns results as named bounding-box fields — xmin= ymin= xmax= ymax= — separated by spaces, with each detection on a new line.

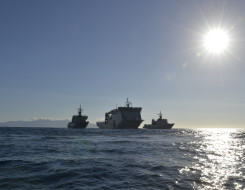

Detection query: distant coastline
xmin=0 ymin=119 xmax=97 ymax=128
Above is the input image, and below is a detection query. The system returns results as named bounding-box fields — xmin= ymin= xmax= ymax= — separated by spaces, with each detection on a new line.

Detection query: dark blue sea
xmin=0 ymin=127 xmax=244 ymax=190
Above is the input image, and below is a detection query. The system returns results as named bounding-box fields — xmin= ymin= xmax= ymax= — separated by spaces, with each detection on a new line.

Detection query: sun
xmin=203 ymin=29 xmax=229 ymax=54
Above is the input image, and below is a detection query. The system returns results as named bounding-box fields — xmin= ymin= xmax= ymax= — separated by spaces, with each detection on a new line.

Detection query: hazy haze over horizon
xmin=1 ymin=0 xmax=245 ymax=128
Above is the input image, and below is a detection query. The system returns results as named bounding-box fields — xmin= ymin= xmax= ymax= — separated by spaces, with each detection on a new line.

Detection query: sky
xmin=0 ymin=0 xmax=245 ymax=128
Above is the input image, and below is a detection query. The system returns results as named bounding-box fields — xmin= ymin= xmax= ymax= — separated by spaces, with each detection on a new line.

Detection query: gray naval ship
xmin=96 ymin=98 xmax=143 ymax=129
xmin=67 ymin=105 xmax=89 ymax=129
xmin=143 ymin=111 xmax=174 ymax=129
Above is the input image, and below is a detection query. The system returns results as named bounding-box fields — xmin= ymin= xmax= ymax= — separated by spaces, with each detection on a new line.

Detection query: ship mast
xmin=125 ymin=98 xmax=132 ymax=107
xmin=157 ymin=111 xmax=162 ymax=119
xmin=78 ymin=105 xmax=83 ymax=116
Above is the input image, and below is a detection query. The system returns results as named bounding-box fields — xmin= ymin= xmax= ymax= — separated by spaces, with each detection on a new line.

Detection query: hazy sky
xmin=1 ymin=0 xmax=245 ymax=128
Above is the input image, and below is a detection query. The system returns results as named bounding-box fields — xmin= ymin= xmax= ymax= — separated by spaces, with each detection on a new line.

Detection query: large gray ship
xmin=96 ymin=98 xmax=143 ymax=129
xmin=67 ymin=105 xmax=89 ymax=129
xmin=143 ymin=111 xmax=174 ymax=129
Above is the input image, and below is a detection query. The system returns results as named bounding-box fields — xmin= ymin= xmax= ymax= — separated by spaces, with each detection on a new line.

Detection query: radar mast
xmin=125 ymin=98 xmax=132 ymax=107
xmin=157 ymin=111 xmax=162 ymax=119
xmin=78 ymin=105 xmax=83 ymax=116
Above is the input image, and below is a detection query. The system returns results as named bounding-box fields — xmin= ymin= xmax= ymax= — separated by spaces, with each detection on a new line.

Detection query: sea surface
xmin=0 ymin=127 xmax=244 ymax=190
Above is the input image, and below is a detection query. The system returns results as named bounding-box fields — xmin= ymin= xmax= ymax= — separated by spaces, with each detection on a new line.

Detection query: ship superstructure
xmin=67 ymin=105 xmax=89 ymax=129
xmin=143 ymin=111 xmax=174 ymax=129
xmin=96 ymin=98 xmax=143 ymax=129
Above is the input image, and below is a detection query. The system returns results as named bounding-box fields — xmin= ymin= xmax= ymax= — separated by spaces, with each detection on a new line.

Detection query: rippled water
xmin=0 ymin=127 xmax=244 ymax=190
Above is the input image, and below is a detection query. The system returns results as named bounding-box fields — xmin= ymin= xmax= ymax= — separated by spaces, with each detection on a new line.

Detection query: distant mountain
xmin=0 ymin=119 xmax=97 ymax=128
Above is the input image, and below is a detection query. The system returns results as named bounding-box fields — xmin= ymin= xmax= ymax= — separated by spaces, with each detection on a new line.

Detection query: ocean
xmin=0 ymin=127 xmax=244 ymax=190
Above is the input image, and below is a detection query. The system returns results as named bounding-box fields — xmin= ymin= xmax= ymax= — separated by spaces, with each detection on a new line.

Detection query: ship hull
xmin=143 ymin=123 xmax=174 ymax=129
xmin=67 ymin=121 xmax=89 ymax=129
xmin=117 ymin=120 xmax=143 ymax=129
xmin=97 ymin=120 xmax=143 ymax=129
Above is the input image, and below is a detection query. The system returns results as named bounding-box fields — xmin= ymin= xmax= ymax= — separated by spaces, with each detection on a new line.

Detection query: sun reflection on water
xmin=179 ymin=128 xmax=245 ymax=190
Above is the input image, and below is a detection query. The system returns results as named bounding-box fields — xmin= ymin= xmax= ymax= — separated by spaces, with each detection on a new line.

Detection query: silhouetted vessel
xmin=143 ymin=111 xmax=174 ymax=129
xmin=67 ymin=105 xmax=89 ymax=129
xmin=96 ymin=98 xmax=143 ymax=129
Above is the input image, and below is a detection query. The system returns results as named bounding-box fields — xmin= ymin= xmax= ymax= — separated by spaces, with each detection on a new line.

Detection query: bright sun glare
xmin=204 ymin=29 xmax=229 ymax=54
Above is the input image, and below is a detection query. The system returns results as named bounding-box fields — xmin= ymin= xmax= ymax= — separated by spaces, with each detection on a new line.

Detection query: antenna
xmin=125 ymin=98 xmax=132 ymax=107
xmin=78 ymin=105 xmax=83 ymax=116
xmin=157 ymin=111 xmax=162 ymax=119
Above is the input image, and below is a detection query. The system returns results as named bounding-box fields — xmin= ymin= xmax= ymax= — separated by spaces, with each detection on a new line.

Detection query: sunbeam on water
xmin=179 ymin=129 xmax=245 ymax=190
